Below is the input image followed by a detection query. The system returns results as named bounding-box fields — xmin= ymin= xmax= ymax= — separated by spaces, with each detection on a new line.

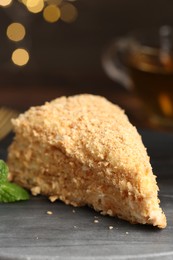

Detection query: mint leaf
xmin=0 ymin=160 xmax=30 ymax=203
xmin=0 ymin=160 xmax=8 ymax=183
xmin=0 ymin=182 xmax=29 ymax=202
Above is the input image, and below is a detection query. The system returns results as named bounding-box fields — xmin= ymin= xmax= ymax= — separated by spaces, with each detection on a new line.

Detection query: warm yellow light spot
xmin=26 ymin=0 xmax=44 ymax=13
xmin=46 ymin=0 xmax=62 ymax=5
xmin=0 ymin=0 xmax=12 ymax=7
xmin=12 ymin=48 xmax=29 ymax=66
xmin=60 ymin=3 xmax=78 ymax=23
xmin=43 ymin=5 xmax=61 ymax=23
xmin=7 ymin=23 xmax=26 ymax=42
xmin=158 ymin=93 xmax=173 ymax=116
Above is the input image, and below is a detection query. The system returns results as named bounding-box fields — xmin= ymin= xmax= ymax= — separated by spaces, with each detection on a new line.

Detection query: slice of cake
xmin=7 ymin=94 xmax=167 ymax=228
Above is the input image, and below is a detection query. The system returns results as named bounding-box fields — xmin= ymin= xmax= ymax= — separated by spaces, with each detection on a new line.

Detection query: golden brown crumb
xmin=31 ymin=186 xmax=41 ymax=196
xmin=46 ymin=211 xmax=53 ymax=215
xmin=109 ymin=226 xmax=114 ymax=230
xmin=8 ymin=94 xmax=167 ymax=228
xmin=49 ymin=195 xmax=58 ymax=202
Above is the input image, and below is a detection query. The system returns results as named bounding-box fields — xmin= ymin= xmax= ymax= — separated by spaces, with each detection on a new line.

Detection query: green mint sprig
xmin=0 ymin=160 xmax=29 ymax=202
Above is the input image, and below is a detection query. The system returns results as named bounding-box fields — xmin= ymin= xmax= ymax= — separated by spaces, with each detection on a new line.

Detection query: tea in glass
xmin=127 ymin=47 xmax=173 ymax=127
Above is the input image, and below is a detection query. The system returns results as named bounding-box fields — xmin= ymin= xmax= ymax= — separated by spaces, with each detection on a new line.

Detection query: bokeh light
xmin=7 ymin=23 xmax=26 ymax=42
xmin=26 ymin=0 xmax=44 ymax=13
xmin=43 ymin=5 xmax=61 ymax=23
xmin=0 ymin=0 xmax=13 ymax=7
xmin=60 ymin=3 xmax=78 ymax=23
xmin=12 ymin=48 xmax=29 ymax=66
xmin=46 ymin=0 xmax=62 ymax=5
xmin=1 ymin=0 xmax=78 ymax=67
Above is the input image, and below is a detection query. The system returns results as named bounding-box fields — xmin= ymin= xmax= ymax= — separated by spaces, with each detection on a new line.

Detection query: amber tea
xmin=126 ymin=48 xmax=173 ymax=127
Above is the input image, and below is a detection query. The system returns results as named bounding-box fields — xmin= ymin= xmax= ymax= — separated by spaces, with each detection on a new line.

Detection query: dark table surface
xmin=0 ymin=130 xmax=173 ymax=260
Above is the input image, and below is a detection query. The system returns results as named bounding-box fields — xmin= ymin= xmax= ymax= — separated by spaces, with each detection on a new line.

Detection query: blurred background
xmin=1 ymin=0 xmax=173 ymax=128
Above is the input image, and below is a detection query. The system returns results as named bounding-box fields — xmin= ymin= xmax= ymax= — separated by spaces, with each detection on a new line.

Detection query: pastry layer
xmin=8 ymin=94 xmax=167 ymax=228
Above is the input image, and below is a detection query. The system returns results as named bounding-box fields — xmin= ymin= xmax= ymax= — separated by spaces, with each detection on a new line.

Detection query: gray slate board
xmin=0 ymin=131 xmax=173 ymax=260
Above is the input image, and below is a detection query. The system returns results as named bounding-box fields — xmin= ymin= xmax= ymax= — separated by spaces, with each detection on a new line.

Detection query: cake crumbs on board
xmin=109 ymin=226 xmax=114 ymax=230
xmin=46 ymin=211 xmax=53 ymax=215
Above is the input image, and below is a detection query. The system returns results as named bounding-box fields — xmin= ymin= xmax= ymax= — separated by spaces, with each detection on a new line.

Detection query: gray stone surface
xmin=0 ymin=131 xmax=173 ymax=260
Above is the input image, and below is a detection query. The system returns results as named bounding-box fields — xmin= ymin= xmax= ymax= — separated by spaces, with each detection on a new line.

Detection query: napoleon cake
xmin=7 ymin=94 xmax=166 ymax=228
